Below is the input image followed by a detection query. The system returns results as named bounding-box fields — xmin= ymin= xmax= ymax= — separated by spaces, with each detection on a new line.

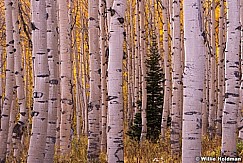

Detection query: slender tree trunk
xmin=88 ymin=0 xmax=101 ymax=160
xmin=182 ymin=0 xmax=205 ymax=162
xmin=58 ymin=0 xmax=73 ymax=155
xmin=161 ymin=0 xmax=171 ymax=138
xmin=139 ymin=0 xmax=147 ymax=142
xmin=107 ymin=0 xmax=126 ymax=162
xmin=238 ymin=0 xmax=243 ymax=140
xmin=208 ymin=0 xmax=217 ymax=139
xmin=216 ymin=0 xmax=225 ymax=136
xmin=221 ymin=0 xmax=240 ymax=157
xmin=44 ymin=0 xmax=59 ymax=162
xmin=0 ymin=0 xmax=14 ymax=161
xmin=0 ymin=46 xmax=2 ymax=115
xmin=99 ymin=0 xmax=108 ymax=153
xmin=127 ymin=1 xmax=135 ymax=127
xmin=11 ymin=0 xmax=27 ymax=159
xmin=27 ymin=0 xmax=49 ymax=162
xmin=171 ymin=0 xmax=182 ymax=156
xmin=7 ymin=90 xmax=17 ymax=157
xmin=134 ymin=0 xmax=140 ymax=117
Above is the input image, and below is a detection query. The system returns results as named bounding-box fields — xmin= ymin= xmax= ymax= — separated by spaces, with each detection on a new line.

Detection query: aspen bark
xmin=208 ymin=0 xmax=216 ymax=138
xmin=27 ymin=0 xmax=49 ymax=162
xmin=134 ymin=0 xmax=140 ymax=116
xmin=216 ymin=0 xmax=225 ymax=136
xmin=139 ymin=0 xmax=147 ymax=142
xmin=58 ymin=0 xmax=73 ymax=155
xmin=88 ymin=0 xmax=101 ymax=160
xmin=99 ymin=0 xmax=108 ymax=153
xmin=161 ymin=0 xmax=171 ymax=138
xmin=182 ymin=0 xmax=205 ymax=162
xmin=7 ymin=90 xmax=17 ymax=156
xmin=171 ymin=0 xmax=182 ymax=156
xmin=12 ymin=0 xmax=27 ymax=158
xmin=221 ymin=0 xmax=240 ymax=157
xmin=44 ymin=0 xmax=59 ymax=162
xmin=107 ymin=0 xmax=126 ymax=161
xmin=239 ymin=0 xmax=243 ymax=140
xmin=0 ymin=0 xmax=14 ymax=161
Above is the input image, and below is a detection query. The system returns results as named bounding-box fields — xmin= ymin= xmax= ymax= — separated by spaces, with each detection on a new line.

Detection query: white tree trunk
xmin=7 ymin=90 xmax=17 ymax=156
xmin=12 ymin=0 xmax=27 ymax=158
xmin=221 ymin=0 xmax=240 ymax=157
xmin=44 ymin=0 xmax=59 ymax=162
xmin=216 ymin=0 xmax=225 ymax=136
xmin=238 ymin=0 xmax=243 ymax=140
xmin=134 ymin=0 xmax=140 ymax=117
xmin=208 ymin=0 xmax=217 ymax=138
xmin=182 ymin=0 xmax=205 ymax=162
xmin=171 ymin=0 xmax=182 ymax=156
xmin=0 ymin=0 xmax=14 ymax=161
xmin=27 ymin=0 xmax=49 ymax=162
xmin=58 ymin=0 xmax=73 ymax=155
xmin=88 ymin=0 xmax=101 ymax=160
xmin=161 ymin=0 xmax=171 ymax=138
xmin=107 ymin=0 xmax=126 ymax=162
xmin=139 ymin=0 xmax=147 ymax=142
xmin=99 ymin=0 xmax=108 ymax=153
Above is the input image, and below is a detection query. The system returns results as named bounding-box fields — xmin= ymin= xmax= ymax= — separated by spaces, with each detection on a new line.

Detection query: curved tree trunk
xmin=27 ymin=0 xmax=49 ymax=162
xmin=182 ymin=0 xmax=205 ymax=162
xmin=107 ymin=0 xmax=126 ymax=161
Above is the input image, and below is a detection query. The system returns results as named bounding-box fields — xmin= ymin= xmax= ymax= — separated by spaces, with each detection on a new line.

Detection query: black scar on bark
xmin=107 ymin=96 xmax=118 ymax=101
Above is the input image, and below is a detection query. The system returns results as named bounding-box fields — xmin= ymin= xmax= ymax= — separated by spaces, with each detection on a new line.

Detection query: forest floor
xmin=6 ymin=130 xmax=243 ymax=163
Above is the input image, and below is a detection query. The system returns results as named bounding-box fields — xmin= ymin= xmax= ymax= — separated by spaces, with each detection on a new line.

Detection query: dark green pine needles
xmin=127 ymin=33 xmax=164 ymax=142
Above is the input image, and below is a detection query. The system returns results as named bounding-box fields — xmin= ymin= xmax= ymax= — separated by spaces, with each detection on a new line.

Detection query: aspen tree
xmin=107 ymin=0 xmax=126 ymax=161
xmin=182 ymin=0 xmax=205 ymax=162
xmin=171 ymin=0 xmax=182 ymax=156
xmin=27 ymin=0 xmax=49 ymax=162
xmin=0 ymin=46 xmax=2 ymax=116
xmin=44 ymin=0 xmax=59 ymax=162
xmin=88 ymin=0 xmax=101 ymax=160
xmin=134 ymin=0 xmax=140 ymax=116
xmin=202 ymin=0 xmax=209 ymax=136
xmin=239 ymin=0 xmax=243 ymax=140
xmin=216 ymin=0 xmax=225 ymax=136
xmin=11 ymin=0 xmax=27 ymax=158
xmin=7 ymin=90 xmax=16 ymax=156
xmin=161 ymin=0 xmax=171 ymax=138
xmin=0 ymin=0 xmax=14 ymax=161
xmin=221 ymin=0 xmax=241 ymax=157
xmin=99 ymin=0 xmax=108 ymax=153
xmin=79 ymin=7 xmax=88 ymax=136
xmin=139 ymin=0 xmax=147 ymax=142
xmin=208 ymin=0 xmax=217 ymax=138
xmin=127 ymin=1 xmax=135 ymax=126
xmin=58 ymin=0 xmax=73 ymax=155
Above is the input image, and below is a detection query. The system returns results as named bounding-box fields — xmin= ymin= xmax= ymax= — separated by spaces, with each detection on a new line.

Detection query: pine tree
xmin=127 ymin=33 xmax=164 ymax=142
xmin=146 ymin=33 xmax=164 ymax=142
